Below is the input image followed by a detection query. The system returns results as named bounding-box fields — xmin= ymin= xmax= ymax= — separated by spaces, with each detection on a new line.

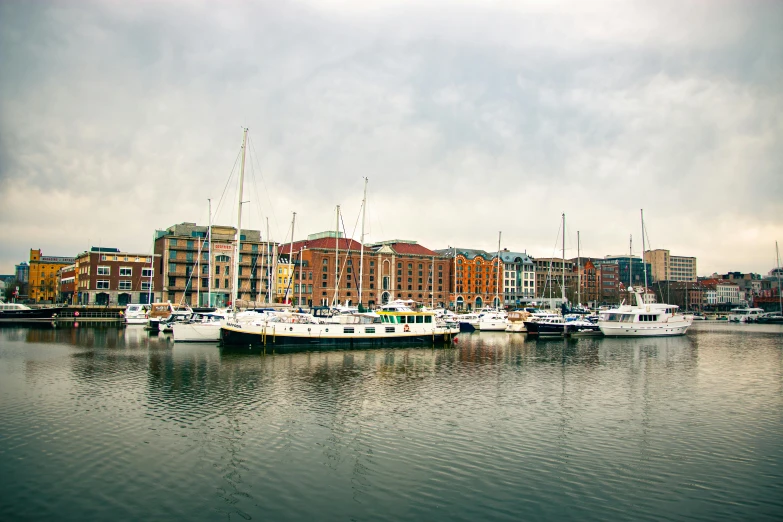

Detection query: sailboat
xmin=524 ymin=214 xmax=601 ymax=337
xmin=597 ymin=210 xmax=693 ymax=337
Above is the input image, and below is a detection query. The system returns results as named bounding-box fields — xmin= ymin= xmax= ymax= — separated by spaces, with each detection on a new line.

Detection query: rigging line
xmin=212 ymin=148 xmax=242 ymax=221
xmin=248 ymin=133 xmax=283 ymax=241
xmin=337 ymin=211 xmax=361 ymax=289
xmin=543 ymin=217 xmax=563 ymax=299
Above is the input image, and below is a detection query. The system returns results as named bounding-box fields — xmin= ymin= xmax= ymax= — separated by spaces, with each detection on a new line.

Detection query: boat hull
xmin=475 ymin=321 xmax=509 ymax=332
xmin=0 ymin=307 xmax=65 ymax=322
xmin=598 ymin=322 xmax=690 ymax=337
xmin=221 ymin=323 xmax=456 ymax=347
xmin=506 ymin=323 xmax=527 ymax=333
xmin=173 ymin=323 xmax=222 ymax=342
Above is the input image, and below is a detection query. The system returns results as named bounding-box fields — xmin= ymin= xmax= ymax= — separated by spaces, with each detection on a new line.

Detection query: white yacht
xmin=727 ymin=307 xmax=765 ymax=323
xmin=123 ymin=304 xmax=150 ymax=325
xmin=172 ymin=311 xmax=227 ymax=342
xmin=474 ymin=310 xmax=509 ymax=331
xmin=597 ymin=287 xmax=692 ymax=337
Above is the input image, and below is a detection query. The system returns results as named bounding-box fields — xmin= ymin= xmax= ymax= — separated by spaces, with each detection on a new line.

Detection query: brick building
xmin=73 ymin=247 xmax=161 ymax=306
xmin=281 ymin=233 xmax=450 ymax=309
xmin=58 ymin=264 xmax=76 ymax=304
xmin=436 ymin=248 xmax=502 ymax=311
xmin=154 ymin=222 xmax=277 ymax=307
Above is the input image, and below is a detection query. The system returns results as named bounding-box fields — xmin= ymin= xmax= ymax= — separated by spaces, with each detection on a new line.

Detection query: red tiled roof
xmin=385 ymin=243 xmax=439 ymax=256
xmin=279 ymin=238 xmax=363 ymax=254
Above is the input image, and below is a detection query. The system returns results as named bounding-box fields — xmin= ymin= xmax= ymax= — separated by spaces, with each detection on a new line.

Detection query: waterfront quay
xmin=1 ymin=322 xmax=781 ymax=521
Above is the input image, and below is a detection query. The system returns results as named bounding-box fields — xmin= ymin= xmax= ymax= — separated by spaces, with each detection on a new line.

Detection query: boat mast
xmin=265 ymin=217 xmax=270 ymax=304
xmin=232 ymin=127 xmax=248 ymax=316
xmin=286 ymin=211 xmax=296 ymax=304
xmin=496 ymin=231 xmax=502 ymax=309
xmin=359 ymin=178 xmax=367 ymax=308
xmin=333 ymin=205 xmax=340 ymax=307
xmin=629 ymin=235 xmax=633 ymax=289
xmin=641 ymin=209 xmax=648 ymax=296
xmin=577 ymin=230 xmax=581 ymax=308
xmin=777 ymin=241 xmax=782 ymax=314
xmin=431 ymin=255 xmax=435 ymax=308
xmin=561 ymin=213 xmax=566 ymax=307
xmin=453 ymin=246 xmax=457 ymax=310
xmin=148 ymin=233 xmax=154 ymax=305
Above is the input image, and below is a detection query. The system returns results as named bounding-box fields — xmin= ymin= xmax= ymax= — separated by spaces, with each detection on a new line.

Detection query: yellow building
xmin=276 ymin=262 xmax=294 ymax=303
xmin=29 ymin=249 xmax=76 ymax=302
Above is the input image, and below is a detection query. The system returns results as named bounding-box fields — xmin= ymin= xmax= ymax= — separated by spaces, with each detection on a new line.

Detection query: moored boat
xmin=220 ymin=308 xmax=458 ymax=347
xmin=0 ymin=302 xmax=65 ymax=322
xmin=597 ymin=287 xmax=692 ymax=337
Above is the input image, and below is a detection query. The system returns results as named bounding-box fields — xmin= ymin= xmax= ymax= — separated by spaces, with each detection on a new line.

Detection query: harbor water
xmin=1 ymin=323 xmax=782 ymax=521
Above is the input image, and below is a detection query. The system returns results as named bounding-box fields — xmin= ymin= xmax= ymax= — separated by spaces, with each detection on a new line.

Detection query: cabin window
xmin=425 ymin=316 xmax=432 ymax=323
xmin=344 ymin=327 xmax=355 ymax=334
xmin=386 ymin=326 xmax=395 ymax=333
xmin=416 ymin=316 xmax=423 ymax=323
xmin=365 ymin=327 xmax=375 ymax=334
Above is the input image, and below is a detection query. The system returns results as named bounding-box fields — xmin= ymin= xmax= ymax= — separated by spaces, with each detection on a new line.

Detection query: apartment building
xmin=154 ymin=222 xmax=277 ymax=307
xmin=644 ymin=249 xmax=697 ymax=282
xmin=72 ymin=247 xmax=161 ymax=305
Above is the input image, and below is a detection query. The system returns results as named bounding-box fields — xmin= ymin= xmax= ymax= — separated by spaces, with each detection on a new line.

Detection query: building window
xmin=119 ymin=267 xmax=132 ymax=277
xmin=97 ymin=280 xmax=110 ymax=289
xmin=141 ymin=282 xmax=152 ymax=291
xmin=97 ymin=266 xmax=110 ymax=276
xmin=118 ymin=280 xmax=132 ymax=290
xmin=142 ymin=268 xmax=153 ymax=278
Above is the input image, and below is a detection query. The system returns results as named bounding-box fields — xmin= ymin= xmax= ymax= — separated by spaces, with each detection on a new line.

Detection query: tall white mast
xmin=359 ymin=178 xmax=368 ymax=307
xmin=641 ymin=209 xmax=648 ymax=295
xmin=265 ymin=217 xmax=270 ymax=304
xmin=285 ymin=212 xmax=296 ymax=304
xmin=453 ymin=246 xmax=457 ymax=310
xmin=776 ymin=241 xmax=782 ymax=314
xmin=148 ymin=233 xmax=155 ymax=305
xmin=577 ymin=230 xmax=581 ymax=307
xmin=208 ymin=198 xmax=212 ymax=308
xmin=431 ymin=255 xmax=435 ymax=308
xmin=232 ymin=128 xmax=248 ymax=315
xmin=629 ymin=234 xmax=633 ymax=289
xmin=496 ymin=231 xmax=502 ymax=309
xmin=561 ymin=213 xmax=566 ymax=306
xmin=333 ymin=205 xmax=341 ymax=306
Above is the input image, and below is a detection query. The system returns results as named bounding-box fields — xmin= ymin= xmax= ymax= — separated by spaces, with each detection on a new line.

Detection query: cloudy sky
xmin=1 ymin=0 xmax=781 ymax=276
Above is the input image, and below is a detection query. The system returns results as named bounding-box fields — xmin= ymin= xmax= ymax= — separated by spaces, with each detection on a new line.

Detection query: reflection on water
xmin=0 ymin=323 xmax=781 ymax=521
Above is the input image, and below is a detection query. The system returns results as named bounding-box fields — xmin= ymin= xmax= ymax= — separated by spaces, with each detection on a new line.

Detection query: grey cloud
xmin=1 ymin=0 xmax=781 ymax=275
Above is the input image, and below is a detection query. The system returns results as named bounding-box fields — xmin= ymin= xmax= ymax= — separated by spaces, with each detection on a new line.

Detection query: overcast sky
xmin=1 ymin=0 xmax=781 ymax=276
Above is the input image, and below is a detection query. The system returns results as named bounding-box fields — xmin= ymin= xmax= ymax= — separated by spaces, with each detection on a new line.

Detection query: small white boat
xmin=123 ymin=304 xmax=150 ymax=325
xmin=172 ymin=311 xmax=227 ymax=342
xmin=506 ymin=310 xmax=529 ymax=332
xmin=474 ymin=310 xmax=509 ymax=331
xmin=727 ymin=307 xmax=765 ymax=323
